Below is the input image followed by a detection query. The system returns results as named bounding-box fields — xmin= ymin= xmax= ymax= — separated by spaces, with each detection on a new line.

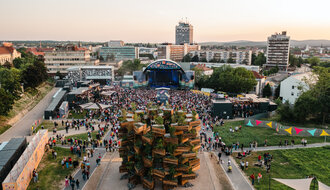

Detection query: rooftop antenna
xmin=186 ymin=17 xmax=188 ymax=24
xmin=39 ymin=41 xmax=41 ymax=48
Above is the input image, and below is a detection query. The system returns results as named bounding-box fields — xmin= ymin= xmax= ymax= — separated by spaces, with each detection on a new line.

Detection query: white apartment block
xmin=44 ymin=47 xmax=98 ymax=74
xmin=189 ymin=50 xmax=252 ymax=65
xmin=280 ymin=72 xmax=316 ymax=104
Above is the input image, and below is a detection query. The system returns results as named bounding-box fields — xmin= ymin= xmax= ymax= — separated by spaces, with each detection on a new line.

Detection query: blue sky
xmin=1 ymin=0 xmax=329 ymax=42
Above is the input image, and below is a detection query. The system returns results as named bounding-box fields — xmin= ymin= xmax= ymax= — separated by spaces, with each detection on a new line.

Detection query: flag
xmin=255 ymin=120 xmax=262 ymax=126
xmin=285 ymin=127 xmax=292 ymax=135
xmin=246 ymin=120 xmax=253 ymax=127
xmin=267 ymin=122 xmax=272 ymax=128
xmin=307 ymin=129 xmax=316 ymax=136
xmin=294 ymin=127 xmax=303 ymax=135
xmin=320 ymin=130 xmax=329 ymax=136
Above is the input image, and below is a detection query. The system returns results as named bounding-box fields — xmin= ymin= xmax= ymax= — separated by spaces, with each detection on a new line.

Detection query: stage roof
xmin=144 ymin=59 xmax=184 ymax=72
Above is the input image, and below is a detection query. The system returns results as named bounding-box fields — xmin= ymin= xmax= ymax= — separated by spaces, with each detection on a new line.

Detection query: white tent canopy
xmin=319 ymin=181 xmax=330 ymax=190
xmin=273 ymin=178 xmax=313 ymax=190
xmin=101 ymin=91 xmax=116 ymax=96
xmin=79 ymin=102 xmax=111 ymax=110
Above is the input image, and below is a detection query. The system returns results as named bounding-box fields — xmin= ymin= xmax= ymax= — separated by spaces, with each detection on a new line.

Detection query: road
xmin=0 ymin=87 xmax=59 ymax=142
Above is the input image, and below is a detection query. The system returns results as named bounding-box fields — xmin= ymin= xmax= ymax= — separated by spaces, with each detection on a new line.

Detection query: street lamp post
xmin=325 ymin=126 xmax=328 ymax=143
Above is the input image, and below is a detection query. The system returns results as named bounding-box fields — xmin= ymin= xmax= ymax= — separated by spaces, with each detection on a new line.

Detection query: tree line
xmin=0 ymin=49 xmax=48 ymax=115
xmin=193 ymin=65 xmax=257 ymax=94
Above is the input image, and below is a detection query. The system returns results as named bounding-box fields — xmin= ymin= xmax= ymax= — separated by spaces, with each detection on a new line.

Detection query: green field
xmin=67 ymin=110 xmax=88 ymax=119
xmin=214 ymin=121 xmax=326 ymax=147
xmin=27 ymin=147 xmax=81 ymax=190
xmin=66 ymin=131 xmax=99 ymax=141
xmin=34 ymin=120 xmax=66 ymax=133
xmin=233 ymin=146 xmax=330 ymax=190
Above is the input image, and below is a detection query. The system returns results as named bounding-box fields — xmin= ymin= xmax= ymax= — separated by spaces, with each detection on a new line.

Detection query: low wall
xmin=2 ymin=130 xmax=48 ymax=190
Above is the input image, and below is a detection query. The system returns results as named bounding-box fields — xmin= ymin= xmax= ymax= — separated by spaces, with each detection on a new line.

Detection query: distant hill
xmin=199 ymin=40 xmax=330 ymax=47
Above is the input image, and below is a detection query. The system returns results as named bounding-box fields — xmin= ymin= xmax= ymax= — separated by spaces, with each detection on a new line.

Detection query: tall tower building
xmin=175 ymin=21 xmax=193 ymax=45
xmin=265 ymin=31 xmax=290 ymax=71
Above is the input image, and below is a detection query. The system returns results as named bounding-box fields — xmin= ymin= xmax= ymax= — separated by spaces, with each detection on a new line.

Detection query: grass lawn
xmin=214 ymin=121 xmax=326 ymax=147
xmin=27 ymin=147 xmax=81 ymax=190
xmin=34 ymin=120 xmax=65 ymax=133
xmin=233 ymin=146 xmax=330 ymax=190
xmin=67 ymin=110 xmax=88 ymax=119
xmin=0 ymin=82 xmax=54 ymax=133
xmin=66 ymin=131 xmax=99 ymax=141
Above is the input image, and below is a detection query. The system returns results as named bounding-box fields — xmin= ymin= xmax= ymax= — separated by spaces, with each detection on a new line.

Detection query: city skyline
xmin=1 ymin=0 xmax=330 ymax=43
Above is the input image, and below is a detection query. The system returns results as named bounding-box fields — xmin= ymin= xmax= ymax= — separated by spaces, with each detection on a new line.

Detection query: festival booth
xmin=66 ymin=87 xmax=90 ymax=109
xmin=44 ymin=89 xmax=67 ymax=120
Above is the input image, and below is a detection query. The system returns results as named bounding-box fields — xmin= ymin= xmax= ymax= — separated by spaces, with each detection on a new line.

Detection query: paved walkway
xmin=0 ymin=87 xmax=59 ymax=142
xmin=232 ymin=142 xmax=330 ymax=152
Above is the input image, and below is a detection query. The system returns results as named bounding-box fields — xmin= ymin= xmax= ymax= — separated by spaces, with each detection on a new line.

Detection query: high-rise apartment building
xmin=157 ymin=44 xmax=200 ymax=62
xmin=175 ymin=21 xmax=193 ymax=45
xmin=264 ymin=31 xmax=290 ymax=71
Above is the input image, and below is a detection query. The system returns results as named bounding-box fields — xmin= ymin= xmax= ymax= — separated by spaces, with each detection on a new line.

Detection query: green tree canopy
xmin=252 ymin=53 xmax=266 ymax=66
xmin=0 ymin=68 xmax=22 ymax=99
xmin=0 ymin=88 xmax=14 ymax=115
xmin=205 ymin=65 xmax=257 ymax=93
xmin=262 ymin=83 xmax=272 ymax=97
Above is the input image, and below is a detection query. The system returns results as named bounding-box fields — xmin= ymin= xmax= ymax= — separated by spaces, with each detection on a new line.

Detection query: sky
xmin=1 ymin=0 xmax=330 ymax=43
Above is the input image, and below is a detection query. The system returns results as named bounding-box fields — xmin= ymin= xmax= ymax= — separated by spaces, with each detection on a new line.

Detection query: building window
xmin=292 ymin=86 xmax=294 ymax=89
xmin=291 ymin=92 xmax=294 ymax=96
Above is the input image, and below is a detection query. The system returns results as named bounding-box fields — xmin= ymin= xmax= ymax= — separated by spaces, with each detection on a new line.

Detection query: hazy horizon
xmin=1 ymin=0 xmax=330 ymax=43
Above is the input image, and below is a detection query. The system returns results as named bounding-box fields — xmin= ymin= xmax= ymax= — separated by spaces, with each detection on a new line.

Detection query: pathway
xmin=0 ymin=87 xmax=59 ymax=142
xmin=232 ymin=142 xmax=330 ymax=152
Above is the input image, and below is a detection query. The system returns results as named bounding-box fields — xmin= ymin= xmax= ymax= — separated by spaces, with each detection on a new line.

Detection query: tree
xmin=3 ymin=61 xmax=12 ymax=69
xmin=22 ymin=60 xmax=48 ymax=88
xmin=0 ymin=88 xmax=14 ymax=115
xmin=253 ymin=53 xmax=266 ymax=66
xmin=191 ymin=55 xmax=199 ymax=62
xmin=206 ymin=65 xmax=257 ymax=93
xmin=227 ymin=57 xmax=235 ymax=63
xmin=308 ymin=56 xmax=320 ymax=67
xmin=13 ymin=58 xmax=24 ymax=69
xmin=262 ymin=83 xmax=272 ymax=97
xmin=274 ymin=84 xmax=280 ymax=99
xmin=276 ymin=101 xmax=295 ymax=122
xmin=56 ymin=71 xmax=63 ymax=79
xmin=182 ymin=54 xmax=192 ymax=62
xmin=0 ymin=68 xmax=22 ymax=99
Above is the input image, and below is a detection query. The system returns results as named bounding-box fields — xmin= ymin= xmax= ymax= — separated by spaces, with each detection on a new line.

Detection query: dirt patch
xmin=209 ymin=154 xmax=234 ymax=190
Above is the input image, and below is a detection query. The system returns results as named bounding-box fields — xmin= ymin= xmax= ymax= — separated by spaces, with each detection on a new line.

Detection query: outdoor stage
xmin=133 ymin=59 xmax=195 ymax=89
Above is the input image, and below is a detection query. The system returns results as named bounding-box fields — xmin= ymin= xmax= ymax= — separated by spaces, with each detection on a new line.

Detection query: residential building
xmin=108 ymin=40 xmax=124 ymax=47
xmin=189 ymin=50 xmax=252 ymax=65
xmin=280 ymin=72 xmax=316 ymax=104
xmin=0 ymin=42 xmax=21 ymax=65
xmin=264 ymin=31 xmax=290 ymax=71
xmin=26 ymin=47 xmax=55 ymax=56
xmin=99 ymin=46 xmax=139 ymax=61
xmin=175 ymin=21 xmax=193 ymax=45
xmin=250 ymin=71 xmax=266 ymax=96
xmin=44 ymin=45 xmax=98 ymax=74
xmin=193 ymin=64 xmax=213 ymax=76
xmin=189 ymin=62 xmax=260 ymax=72
xmin=157 ymin=43 xmax=200 ymax=62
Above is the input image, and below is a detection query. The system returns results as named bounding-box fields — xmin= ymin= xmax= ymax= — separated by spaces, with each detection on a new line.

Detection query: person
xmin=65 ymin=176 xmax=69 ymax=187
xmin=76 ymin=179 xmax=80 ymax=189
xmin=245 ymin=161 xmax=249 ymax=170
xmin=227 ymin=159 xmax=231 ymax=166
xmin=250 ymin=173 xmax=255 ymax=185
xmin=218 ymin=151 xmax=222 ymax=163
xmin=54 ymin=151 xmax=57 ymax=159
xmin=70 ymin=177 xmax=75 ymax=190
xmin=240 ymin=161 xmax=245 ymax=170
xmin=228 ymin=165 xmax=232 ymax=172
xmin=257 ymin=173 xmax=262 ymax=183
xmin=264 ymin=139 xmax=267 ymax=147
